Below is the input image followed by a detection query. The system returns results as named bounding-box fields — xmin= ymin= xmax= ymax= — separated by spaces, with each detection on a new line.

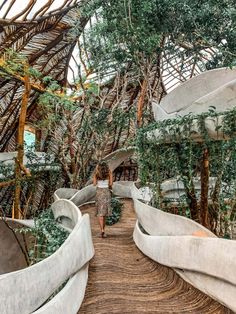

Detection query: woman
xmin=93 ymin=161 xmax=113 ymax=238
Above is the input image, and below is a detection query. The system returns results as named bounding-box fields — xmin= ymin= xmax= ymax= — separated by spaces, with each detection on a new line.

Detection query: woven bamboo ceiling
xmin=0 ymin=0 xmax=211 ymax=153
xmin=0 ymin=0 xmax=87 ymax=151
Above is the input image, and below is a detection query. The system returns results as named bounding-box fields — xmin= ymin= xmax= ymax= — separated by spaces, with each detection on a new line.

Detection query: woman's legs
xmin=98 ymin=216 xmax=107 ymax=237
xmin=98 ymin=216 xmax=105 ymax=232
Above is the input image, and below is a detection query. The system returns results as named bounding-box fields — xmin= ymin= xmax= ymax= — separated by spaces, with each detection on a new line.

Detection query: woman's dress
xmin=96 ymin=179 xmax=112 ymax=216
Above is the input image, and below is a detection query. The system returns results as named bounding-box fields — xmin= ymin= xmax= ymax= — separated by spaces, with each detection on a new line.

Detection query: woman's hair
xmin=95 ymin=161 xmax=110 ymax=180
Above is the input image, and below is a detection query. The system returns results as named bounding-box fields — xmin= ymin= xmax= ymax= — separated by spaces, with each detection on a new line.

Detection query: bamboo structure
xmin=0 ymin=1 xmax=212 ymax=211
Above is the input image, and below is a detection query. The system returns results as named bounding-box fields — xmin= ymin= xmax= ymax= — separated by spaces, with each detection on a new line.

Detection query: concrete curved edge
xmin=53 ymin=188 xmax=79 ymax=201
xmin=0 ymin=152 xmax=58 ymax=179
xmin=54 ymin=181 xmax=134 ymax=206
xmin=51 ymin=199 xmax=82 ymax=228
xmin=70 ymin=185 xmax=96 ymax=206
xmin=112 ymin=181 xmax=133 ymax=198
xmin=133 ymin=221 xmax=236 ymax=313
xmin=132 ymin=220 xmax=236 ymax=286
xmin=103 ymin=146 xmax=136 ymax=171
xmin=130 ymin=180 xmax=236 ymax=312
xmin=161 ymin=177 xmax=220 ymax=196
xmin=0 ymin=148 xmax=136 ymax=313
xmin=147 ymin=115 xmax=229 ymax=142
xmin=130 ymin=182 xmax=215 ymax=236
xmin=4 ymin=218 xmax=35 ymax=228
xmin=174 ymin=268 xmax=236 ymax=313
xmin=0 ymin=152 xmax=55 ymax=165
xmin=102 ymin=180 xmax=236 ymax=311
xmin=33 ymin=264 xmax=89 ymax=314
xmin=54 ymin=185 xmax=96 ymax=205
xmin=0 ymin=200 xmax=94 ymax=314
xmin=152 ymin=67 xmax=236 ymax=120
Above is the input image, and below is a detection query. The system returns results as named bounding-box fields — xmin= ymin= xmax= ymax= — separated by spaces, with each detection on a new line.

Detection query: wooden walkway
xmin=79 ymin=200 xmax=232 ymax=314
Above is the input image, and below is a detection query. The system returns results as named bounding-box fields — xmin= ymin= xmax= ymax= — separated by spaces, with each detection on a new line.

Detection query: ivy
xmin=17 ymin=208 xmax=69 ymax=265
xmin=137 ymin=107 xmax=236 ymax=237
xmin=106 ymin=197 xmax=123 ymax=225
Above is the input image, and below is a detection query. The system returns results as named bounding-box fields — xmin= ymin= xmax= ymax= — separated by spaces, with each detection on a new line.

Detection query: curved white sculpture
xmin=151 ymin=67 xmax=236 ymax=142
xmin=0 ymin=199 xmax=94 ymax=314
xmin=153 ymin=67 xmax=236 ymax=121
xmin=130 ymin=182 xmax=236 ymax=312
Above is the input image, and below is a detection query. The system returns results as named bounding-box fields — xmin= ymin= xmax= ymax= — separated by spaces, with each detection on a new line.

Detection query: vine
xmin=17 ymin=208 xmax=69 ymax=265
xmin=137 ymin=107 xmax=236 ymax=237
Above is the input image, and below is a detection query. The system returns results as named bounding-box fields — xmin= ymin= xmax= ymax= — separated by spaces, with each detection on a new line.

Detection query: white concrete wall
xmin=130 ymin=182 xmax=236 ymax=312
xmin=0 ymin=199 xmax=94 ymax=314
xmin=153 ymin=67 xmax=236 ymax=121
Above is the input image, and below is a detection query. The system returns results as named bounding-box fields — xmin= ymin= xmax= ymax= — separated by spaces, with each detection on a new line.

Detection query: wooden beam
xmin=13 ymin=63 xmax=31 ymax=219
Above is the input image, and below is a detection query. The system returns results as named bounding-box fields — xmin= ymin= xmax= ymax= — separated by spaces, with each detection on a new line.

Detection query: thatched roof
xmin=0 ymin=0 xmax=87 ymax=151
xmin=0 ymin=1 xmax=214 ymax=214
xmin=0 ymin=1 xmax=211 ymax=153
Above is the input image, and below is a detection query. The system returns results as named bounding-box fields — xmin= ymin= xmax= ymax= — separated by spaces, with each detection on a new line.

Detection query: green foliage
xmin=17 ymin=209 xmax=69 ymax=265
xmin=79 ymin=0 xmax=236 ymax=71
xmin=106 ymin=197 xmax=123 ymax=225
xmin=137 ymin=107 xmax=236 ymax=235
xmin=0 ymin=149 xmax=62 ymax=216
xmin=2 ymin=49 xmax=26 ymax=74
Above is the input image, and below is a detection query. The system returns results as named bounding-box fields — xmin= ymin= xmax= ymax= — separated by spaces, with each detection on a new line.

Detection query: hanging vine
xmin=137 ymin=107 xmax=236 ymax=237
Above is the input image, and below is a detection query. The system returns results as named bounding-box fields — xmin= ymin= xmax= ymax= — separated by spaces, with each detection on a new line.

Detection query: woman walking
xmin=93 ymin=161 xmax=113 ymax=238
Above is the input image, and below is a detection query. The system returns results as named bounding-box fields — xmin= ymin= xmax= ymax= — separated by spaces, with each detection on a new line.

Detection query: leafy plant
xmin=79 ymin=0 xmax=236 ymax=72
xmin=17 ymin=209 xmax=69 ymax=265
xmin=106 ymin=197 xmax=123 ymax=225
xmin=137 ymin=108 xmax=236 ymax=237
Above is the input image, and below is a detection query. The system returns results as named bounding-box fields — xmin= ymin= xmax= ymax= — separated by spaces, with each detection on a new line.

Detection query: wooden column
xmin=13 ymin=64 xmax=31 ymax=219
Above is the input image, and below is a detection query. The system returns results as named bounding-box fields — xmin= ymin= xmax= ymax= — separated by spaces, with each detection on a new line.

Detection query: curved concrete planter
xmin=152 ymin=67 xmax=236 ymax=121
xmin=130 ymin=182 xmax=236 ymax=312
xmin=151 ymin=67 xmax=236 ymax=142
xmin=0 ymin=199 xmax=94 ymax=314
xmin=1 ymin=142 xmax=236 ymax=312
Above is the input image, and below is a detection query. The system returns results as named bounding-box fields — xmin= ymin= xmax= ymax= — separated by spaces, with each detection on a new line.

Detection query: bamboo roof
xmin=0 ymin=0 xmax=86 ymax=151
xmin=0 ymin=0 xmax=216 ymax=215
xmin=0 ymin=0 xmax=211 ymax=154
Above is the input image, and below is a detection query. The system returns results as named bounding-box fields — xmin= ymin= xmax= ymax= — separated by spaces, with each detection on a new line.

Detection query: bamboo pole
xmin=0 ymin=180 xmax=16 ymax=188
xmin=13 ymin=63 xmax=31 ymax=219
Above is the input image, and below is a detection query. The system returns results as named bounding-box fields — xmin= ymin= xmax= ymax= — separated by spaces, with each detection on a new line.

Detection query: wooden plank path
xmin=79 ymin=200 xmax=232 ymax=314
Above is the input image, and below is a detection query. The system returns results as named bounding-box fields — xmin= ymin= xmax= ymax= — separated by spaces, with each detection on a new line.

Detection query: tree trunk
xmin=200 ymin=148 xmax=209 ymax=228
xmin=137 ymin=79 xmax=147 ymax=127
xmin=186 ymin=185 xmax=200 ymax=222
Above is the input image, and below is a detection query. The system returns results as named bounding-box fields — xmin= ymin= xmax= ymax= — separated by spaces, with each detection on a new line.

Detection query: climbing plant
xmin=71 ymin=0 xmax=236 ymax=129
xmin=17 ymin=208 xmax=69 ymax=265
xmin=137 ymin=107 xmax=236 ymax=237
